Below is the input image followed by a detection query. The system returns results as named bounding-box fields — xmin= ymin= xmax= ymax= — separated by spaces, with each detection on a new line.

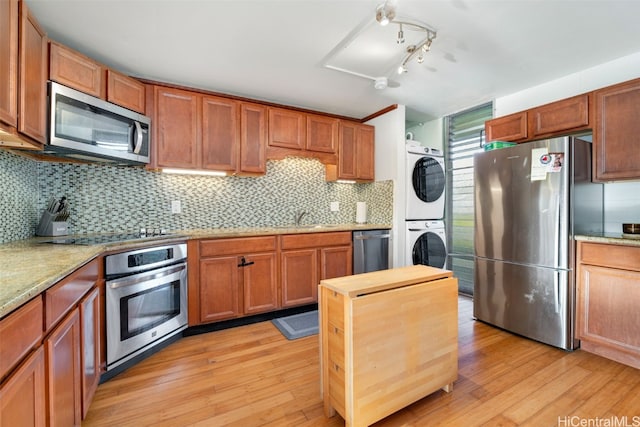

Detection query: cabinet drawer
xmin=0 ymin=296 xmax=43 ymax=380
xmin=328 ymin=359 xmax=346 ymax=416
xmin=200 ymin=236 xmax=276 ymax=257
xmin=327 ymin=322 xmax=345 ymax=368
xmin=325 ymin=290 xmax=344 ymax=330
xmin=580 ymin=242 xmax=640 ymax=271
xmin=45 ymin=260 xmax=98 ymax=331
xmin=281 ymin=232 xmax=351 ymax=250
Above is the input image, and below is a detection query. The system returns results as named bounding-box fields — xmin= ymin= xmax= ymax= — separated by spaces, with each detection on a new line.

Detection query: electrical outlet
xmin=330 ymin=201 xmax=339 ymax=212
xmin=171 ymin=200 xmax=182 ymax=214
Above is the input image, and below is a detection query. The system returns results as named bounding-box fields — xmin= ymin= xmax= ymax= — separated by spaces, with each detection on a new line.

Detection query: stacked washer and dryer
xmin=405 ymin=142 xmax=447 ymax=269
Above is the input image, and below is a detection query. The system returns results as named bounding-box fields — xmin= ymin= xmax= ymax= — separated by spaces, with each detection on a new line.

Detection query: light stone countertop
xmin=575 ymin=233 xmax=640 ymax=247
xmin=0 ymin=224 xmax=390 ymax=319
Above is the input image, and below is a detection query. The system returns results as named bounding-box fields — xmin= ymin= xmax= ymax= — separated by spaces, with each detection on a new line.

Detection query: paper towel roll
xmin=356 ymin=202 xmax=367 ymax=224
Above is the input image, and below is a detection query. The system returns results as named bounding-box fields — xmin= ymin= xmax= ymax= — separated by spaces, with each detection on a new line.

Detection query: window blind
xmin=445 ymin=102 xmax=493 ymax=295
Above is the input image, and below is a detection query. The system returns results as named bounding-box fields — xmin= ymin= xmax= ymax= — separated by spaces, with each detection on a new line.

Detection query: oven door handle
xmin=107 ymin=263 xmax=186 ymax=289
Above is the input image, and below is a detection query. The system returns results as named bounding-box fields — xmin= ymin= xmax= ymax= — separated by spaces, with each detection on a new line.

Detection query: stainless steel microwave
xmin=46 ymin=81 xmax=151 ymax=165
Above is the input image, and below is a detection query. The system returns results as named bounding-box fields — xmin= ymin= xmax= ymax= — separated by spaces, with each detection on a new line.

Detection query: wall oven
xmin=105 ymin=243 xmax=187 ymax=371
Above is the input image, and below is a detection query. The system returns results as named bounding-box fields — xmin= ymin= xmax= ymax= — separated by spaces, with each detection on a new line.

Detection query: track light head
xmin=376 ymin=2 xmax=396 ymax=26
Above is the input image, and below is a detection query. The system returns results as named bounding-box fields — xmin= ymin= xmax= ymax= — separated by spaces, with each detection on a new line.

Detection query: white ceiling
xmin=26 ymin=0 xmax=640 ymax=124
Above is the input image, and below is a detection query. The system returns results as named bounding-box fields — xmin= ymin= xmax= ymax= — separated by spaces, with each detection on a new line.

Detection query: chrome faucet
xmin=295 ymin=210 xmax=308 ymax=226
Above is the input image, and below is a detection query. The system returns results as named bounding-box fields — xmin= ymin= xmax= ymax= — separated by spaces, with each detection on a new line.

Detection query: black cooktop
xmin=41 ymin=232 xmax=185 ymax=246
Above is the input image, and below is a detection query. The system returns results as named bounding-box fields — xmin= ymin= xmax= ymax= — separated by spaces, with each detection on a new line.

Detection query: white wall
xmin=494 ymin=51 xmax=640 ymax=233
xmin=406 ymin=118 xmax=444 ymax=151
xmin=366 ymin=105 xmax=406 ymax=267
xmin=495 ymin=51 xmax=640 ymax=116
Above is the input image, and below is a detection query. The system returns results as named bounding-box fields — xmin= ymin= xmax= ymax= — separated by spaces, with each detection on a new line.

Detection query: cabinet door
xmin=49 ymin=41 xmax=104 ymax=98
xmin=594 ymin=78 xmax=640 ymax=181
xmin=577 ymin=264 xmax=640 ymax=366
xmin=79 ymin=287 xmax=100 ymax=419
xmin=356 ymin=124 xmax=375 ymax=181
xmin=199 ymin=256 xmax=240 ymax=322
xmin=154 ymin=86 xmax=199 ymax=169
xmin=239 ymin=102 xmax=267 ymax=175
xmin=320 ymin=246 xmax=352 ymax=280
xmin=268 ymin=107 xmax=305 ymax=149
xmin=0 ymin=0 xmax=18 ymax=128
xmin=18 ymin=1 xmax=47 ymax=144
xmin=201 ymin=95 xmax=239 ymax=172
xmin=337 ymin=121 xmax=357 ymax=180
xmin=281 ymin=249 xmax=318 ymax=307
xmin=307 ymin=114 xmax=338 ymax=153
xmin=46 ymin=308 xmax=82 ymax=427
xmin=106 ymin=69 xmax=145 ymax=114
xmin=243 ymin=252 xmax=278 ymax=315
xmin=0 ymin=347 xmax=46 ymax=427
xmin=530 ymin=94 xmax=590 ymax=138
xmin=485 ymin=111 xmax=527 ymax=142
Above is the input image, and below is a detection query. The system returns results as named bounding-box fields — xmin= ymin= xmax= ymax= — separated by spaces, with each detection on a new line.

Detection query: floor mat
xmin=271 ymin=310 xmax=318 ymax=340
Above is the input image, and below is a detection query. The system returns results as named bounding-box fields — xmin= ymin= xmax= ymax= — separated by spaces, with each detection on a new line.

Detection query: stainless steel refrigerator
xmin=473 ymin=136 xmax=603 ymax=350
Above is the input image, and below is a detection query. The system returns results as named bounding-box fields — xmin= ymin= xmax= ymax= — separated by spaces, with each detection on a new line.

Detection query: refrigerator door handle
xmin=554 ymin=270 xmax=561 ymax=314
xmin=554 ymin=195 xmax=561 ymax=269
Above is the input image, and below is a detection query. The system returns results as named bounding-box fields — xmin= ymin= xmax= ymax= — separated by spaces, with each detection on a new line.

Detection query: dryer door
xmin=411 ymin=231 xmax=446 ymax=268
xmin=411 ymin=157 xmax=445 ymax=203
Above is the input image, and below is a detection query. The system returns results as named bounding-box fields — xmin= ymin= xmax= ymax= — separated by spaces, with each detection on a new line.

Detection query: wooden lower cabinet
xmin=193 ymin=237 xmax=278 ymax=324
xmin=576 ymin=241 xmax=640 ymax=369
xmin=80 ymin=287 xmax=100 ymax=419
xmin=281 ymin=249 xmax=318 ymax=307
xmin=46 ymin=308 xmax=82 ymax=427
xmin=319 ymin=265 xmax=458 ymax=427
xmin=280 ymin=232 xmax=352 ymax=308
xmin=0 ymin=347 xmax=46 ymax=427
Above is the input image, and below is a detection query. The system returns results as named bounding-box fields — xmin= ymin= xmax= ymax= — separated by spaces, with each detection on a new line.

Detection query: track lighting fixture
xmin=397 ymin=24 xmax=405 ymax=44
xmin=375 ymin=1 xmax=437 ymax=74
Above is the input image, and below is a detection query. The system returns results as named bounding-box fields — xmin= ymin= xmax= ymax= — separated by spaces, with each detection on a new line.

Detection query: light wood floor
xmin=83 ymin=296 xmax=640 ymax=426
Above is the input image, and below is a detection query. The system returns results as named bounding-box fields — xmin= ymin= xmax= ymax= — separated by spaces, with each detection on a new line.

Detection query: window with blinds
xmin=444 ymin=102 xmax=493 ymax=295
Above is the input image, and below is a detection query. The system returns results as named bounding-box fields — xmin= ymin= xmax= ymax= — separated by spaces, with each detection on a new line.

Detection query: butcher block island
xmin=319 ymin=265 xmax=458 ymax=427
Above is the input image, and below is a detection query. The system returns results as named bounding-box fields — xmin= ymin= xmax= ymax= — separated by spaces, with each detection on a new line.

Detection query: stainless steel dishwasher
xmin=353 ymin=229 xmax=391 ymax=274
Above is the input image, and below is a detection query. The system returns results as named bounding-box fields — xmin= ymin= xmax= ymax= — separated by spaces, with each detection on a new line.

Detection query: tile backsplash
xmin=0 ymin=150 xmax=393 ymax=243
xmin=0 ymin=151 xmax=39 ymax=242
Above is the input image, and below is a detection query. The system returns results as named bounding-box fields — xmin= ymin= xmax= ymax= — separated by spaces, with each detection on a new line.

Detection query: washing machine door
xmin=412 ymin=232 xmax=446 ymax=268
xmin=411 ymin=157 xmax=445 ymax=203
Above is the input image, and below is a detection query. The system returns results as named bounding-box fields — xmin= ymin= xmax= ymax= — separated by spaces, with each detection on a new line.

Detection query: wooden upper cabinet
xmin=328 ymin=121 xmax=375 ymax=182
xmin=106 ymin=69 xmax=145 ymax=114
xmin=0 ymin=0 xmax=19 ymax=128
xmin=239 ymin=102 xmax=267 ymax=175
xmin=530 ymin=94 xmax=591 ymax=138
xmin=306 ymin=114 xmax=338 ymax=153
xmin=201 ymin=95 xmax=239 ymax=172
xmin=356 ymin=124 xmax=375 ymax=181
xmin=485 ymin=111 xmax=527 ymax=142
xmin=153 ymin=86 xmax=199 ymax=169
xmin=337 ymin=121 xmax=357 ymax=179
xmin=593 ymin=78 xmax=640 ymax=181
xmin=18 ymin=1 xmax=47 ymax=145
xmin=49 ymin=41 xmax=104 ymax=99
xmin=268 ymin=107 xmax=306 ymax=149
